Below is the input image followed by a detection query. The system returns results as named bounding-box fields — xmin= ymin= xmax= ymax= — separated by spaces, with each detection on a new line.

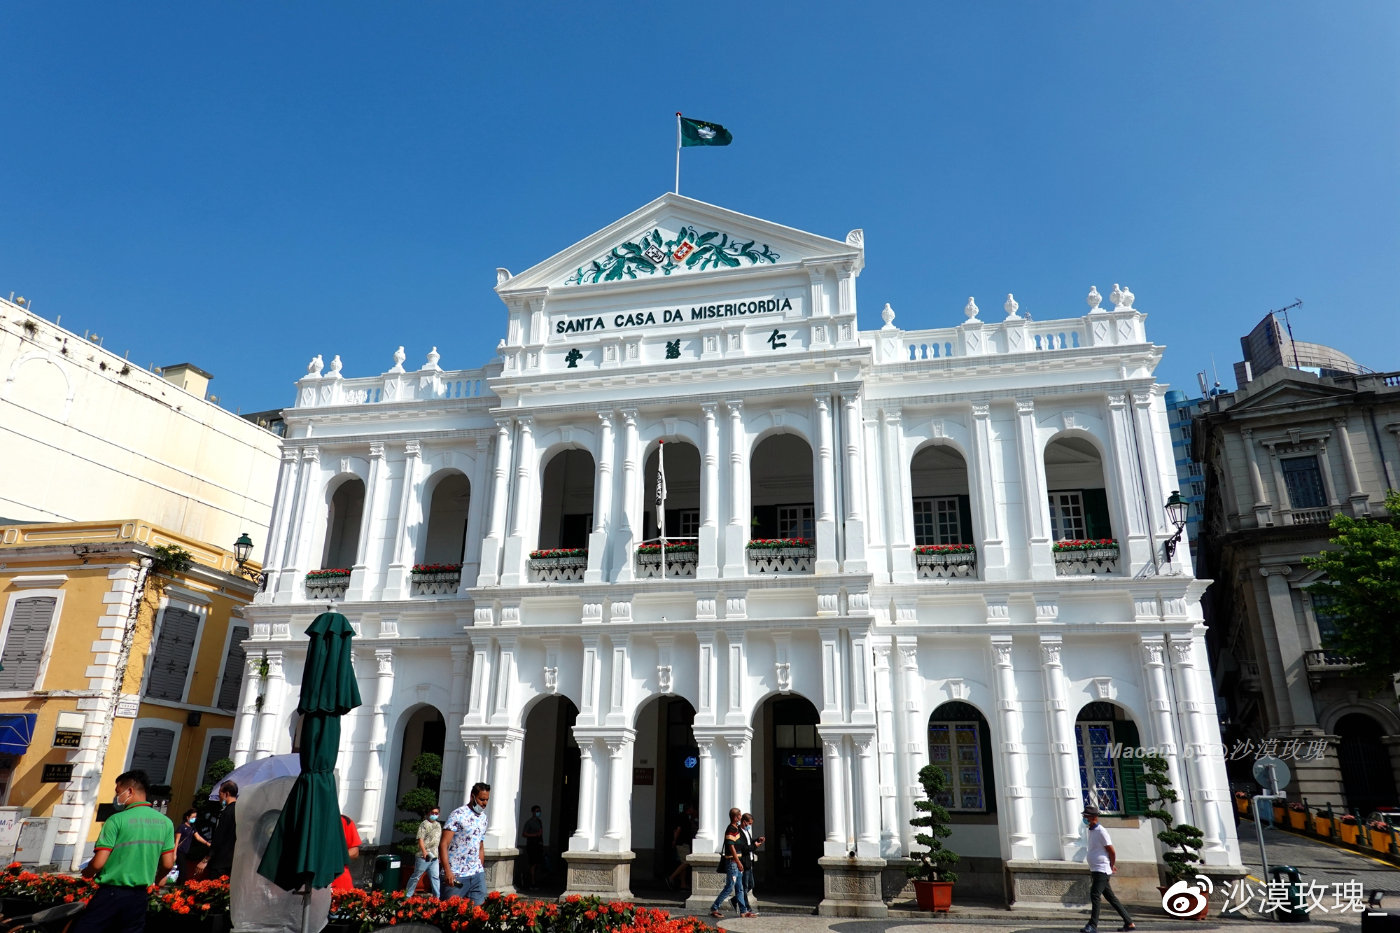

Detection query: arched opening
xmin=750 ymin=434 xmax=815 ymax=540
xmin=630 ymin=695 xmax=697 ymax=891
xmin=928 ymin=702 xmax=995 ymax=815
xmin=422 ymin=473 xmax=471 ymax=565
xmin=537 ymin=450 xmax=596 ymax=551
xmin=1074 ymin=702 xmax=1148 ymax=815
xmin=1044 ymin=436 xmax=1112 ymax=543
xmin=322 ymin=478 xmax=365 ymax=569
xmin=642 ymin=443 xmax=701 ymax=541
xmin=910 ymin=445 xmax=974 ymax=545
xmin=392 ymin=706 xmax=446 ymax=848
xmin=755 ymin=694 xmax=824 ymax=896
xmin=518 ymin=696 xmax=581 ymax=893
xmin=1337 ymin=713 xmax=1397 ymax=816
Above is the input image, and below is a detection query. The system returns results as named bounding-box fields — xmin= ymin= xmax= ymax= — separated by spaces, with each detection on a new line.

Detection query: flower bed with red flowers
xmin=411 ymin=563 xmax=463 ymax=575
xmin=634 ymin=542 xmax=698 ymax=555
xmin=306 ymin=568 xmax=353 ymax=580
xmin=0 ymin=863 xmax=97 ymax=904
xmin=744 ymin=537 xmax=813 ymax=550
xmin=528 ymin=548 xmax=588 ymax=560
xmin=150 ymin=878 xmax=230 ymax=916
xmin=912 ymin=543 xmax=976 ymax=555
xmin=328 ymin=890 xmax=712 ymax=933
xmin=1051 ymin=539 xmax=1118 ymax=552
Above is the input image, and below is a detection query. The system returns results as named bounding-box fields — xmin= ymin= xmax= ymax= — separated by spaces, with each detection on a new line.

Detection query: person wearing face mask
xmin=174 ymin=809 xmax=199 ymax=882
xmin=440 ymin=783 xmax=491 ymax=904
xmin=521 ymin=804 xmax=544 ymax=890
xmin=73 ymin=770 xmax=175 ymax=933
xmin=1081 ymin=806 xmax=1134 ymax=933
xmin=200 ymin=781 xmax=239 ymax=880
xmin=404 ymin=807 xmax=442 ymax=897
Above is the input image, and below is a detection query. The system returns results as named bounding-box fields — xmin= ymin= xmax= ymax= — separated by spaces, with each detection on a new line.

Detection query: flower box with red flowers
xmin=744 ymin=537 xmax=813 ymax=551
xmin=305 ymin=568 xmax=352 ymax=581
xmin=1051 ymin=539 xmax=1119 ymax=553
xmin=410 ymin=563 xmax=462 ymax=575
xmin=635 ymin=542 xmax=698 ymax=555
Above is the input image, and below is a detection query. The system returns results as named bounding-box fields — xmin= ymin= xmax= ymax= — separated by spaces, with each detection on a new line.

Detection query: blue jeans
xmin=711 ymin=861 xmax=749 ymax=914
xmin=404 ymin=855 xmax=439 ymax=898
xmin=445 ymin=870 xmax=487 ymax=904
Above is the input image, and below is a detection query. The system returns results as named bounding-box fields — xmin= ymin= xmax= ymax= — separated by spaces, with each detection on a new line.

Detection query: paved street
xmin=1231 ymin=821 xmax=1400 ymax=927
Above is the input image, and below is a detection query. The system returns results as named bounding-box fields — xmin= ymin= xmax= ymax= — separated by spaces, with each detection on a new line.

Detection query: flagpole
xmin=675 ymin=113 xmax=682 ymax=195
xmin=658 ymin=440 xmax=667 ymax=578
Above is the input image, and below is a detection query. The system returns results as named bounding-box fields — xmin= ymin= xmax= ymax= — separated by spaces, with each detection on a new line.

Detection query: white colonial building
xmin=237 ymin=195 xmax=1243 ymax=913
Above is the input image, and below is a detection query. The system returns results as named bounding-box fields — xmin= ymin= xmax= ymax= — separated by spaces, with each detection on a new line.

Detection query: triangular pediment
xmin=496 ymin=193 xmax=863 ymax=296
xmin=1228 ymin=369 xmax=1359 ymax=413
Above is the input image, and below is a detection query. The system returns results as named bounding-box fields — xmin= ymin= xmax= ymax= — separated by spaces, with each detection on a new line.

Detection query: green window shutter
xmin=1115 ymin=719 xmax=1150 ymax=816
xmin=0 ymin=597 xmax=57 ymax=690
xmin=204 ymin=735 xmax=232 ymax=774
xmin=1082 ymin=488 xmax=1112 ymax=540
xmin=131 ymin=727 xmax=176 ymax=784
xmin=957 ymin=495 xmax=974 ymax=544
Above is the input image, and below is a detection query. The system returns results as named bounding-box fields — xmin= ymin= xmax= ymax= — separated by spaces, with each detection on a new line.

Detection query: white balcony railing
xmin=914 ymin=549 xmax=978 ymax=579
xmin=1053 ymin=547 xmax=1120 ymax=576
xmin=410 ymin=570 xmax=462 ymax=596
xmin=306 ymin=573 xmax=350 ymax=600
xmin=747 ymin=546 xmax=815 ymax=575
xmin=527 ymin=554 xmax=588 ymax=583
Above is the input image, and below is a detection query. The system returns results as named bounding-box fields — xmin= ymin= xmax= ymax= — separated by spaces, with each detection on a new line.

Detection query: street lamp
xmin=1163 ymin=490 xmax=1188 ymax=563
xmin=233 ymin=532 xmax=266 ymax=588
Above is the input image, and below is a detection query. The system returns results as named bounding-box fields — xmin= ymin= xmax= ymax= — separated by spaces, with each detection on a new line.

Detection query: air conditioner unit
xmin=14 ymin=817 xmax=57 ymax=866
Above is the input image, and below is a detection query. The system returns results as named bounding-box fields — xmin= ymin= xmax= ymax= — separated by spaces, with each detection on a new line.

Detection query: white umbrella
xmin=209 ymin=754 xmax=302 ymax=800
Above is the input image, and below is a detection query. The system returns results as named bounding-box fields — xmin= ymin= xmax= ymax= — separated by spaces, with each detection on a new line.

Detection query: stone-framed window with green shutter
xmin=0 ymin=595 xmax=59 ymax=691
xmin=1075 ymin=701 xmax=1149 ymax=817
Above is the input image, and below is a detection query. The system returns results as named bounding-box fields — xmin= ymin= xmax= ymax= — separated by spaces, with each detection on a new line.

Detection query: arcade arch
xmin=750 ymin=434 xmax=815 ymax=540
xmin=754 ymin=693 xmax=824 ymax=895
xmin=420 ymin=472 xmax=471 ymax=565
xmin=538 ymin=450 xmax=596 ymax=550
xmin=322 ymin=477 xmax=365 ymax=568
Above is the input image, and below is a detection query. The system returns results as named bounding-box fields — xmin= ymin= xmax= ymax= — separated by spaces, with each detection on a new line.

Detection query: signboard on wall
xmin=633 ymin=768 xmax=654 ymax=786
xmin=40 ymin=764 xmax=73 ymax=783
xmin=114 ymin=695 xmax=139 ymax=719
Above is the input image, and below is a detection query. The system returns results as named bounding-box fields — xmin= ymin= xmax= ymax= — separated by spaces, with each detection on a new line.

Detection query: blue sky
xmin=2 ymin=2 xmax=1395 ymax=414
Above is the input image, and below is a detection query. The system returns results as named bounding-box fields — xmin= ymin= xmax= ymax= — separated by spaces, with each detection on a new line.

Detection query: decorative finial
xmin=1109 ymin=284 xmax=1123 ymax=309
xmin=388 ymin=346 xmax=406 ymax=373
xmin=307 ymin=354 xmax=324 ymax=376
xmin=1003 ymin=294 xmax=1021 ymax=320
xmin=1087 ymin=286 xmax=1102 ymax=312
xmin=495 ymin=267 xmax=512 ymax=286
xmin=1120 ymin=284 xmax=1135 ymax=309
xmin=964 ymin=297 xmax=980 ymax=322
xmin=328 ymin=355 xmax=343 ymax=375
xmin=425 ymin=346 xmax=441 ymax=370
xmin=880 ymin=302 xmax=896 ymax=329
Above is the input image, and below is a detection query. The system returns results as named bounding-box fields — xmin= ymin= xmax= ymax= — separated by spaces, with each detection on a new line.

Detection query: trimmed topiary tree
xmin=906 ymin=762 xmax=960 ymax=884
xmin=1141 ymin=753 xmax=1204 ymax=883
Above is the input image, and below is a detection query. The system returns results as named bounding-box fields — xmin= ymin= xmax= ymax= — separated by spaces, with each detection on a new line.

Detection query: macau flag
xmin=680 ymin=116 xmax=733 ymax=147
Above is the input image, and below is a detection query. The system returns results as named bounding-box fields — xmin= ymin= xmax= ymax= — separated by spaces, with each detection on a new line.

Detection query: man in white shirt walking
xmin=1082 ymin=805 xmax=1134 ymax=933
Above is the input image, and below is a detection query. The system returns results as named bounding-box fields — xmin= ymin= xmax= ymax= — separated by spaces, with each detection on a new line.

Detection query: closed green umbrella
xmin=258 ymin=611 xmax=362 ymax=902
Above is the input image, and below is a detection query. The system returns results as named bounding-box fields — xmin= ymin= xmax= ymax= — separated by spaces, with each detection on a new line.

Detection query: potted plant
xmin=1287 ymin=802 xmax=1306 ymax=830
xmin=1141 ymin=755 xmax=1207 ymax=917
xmin=1313 ymin=809 xmax=1332 ymax=838
xmin=1368 ymin=820 xmax=1393 ymax=855
xmin=1339 ymin=814 xmax=1360 ymax=845
xmin=1272 ymin=800 xmax=1286 ymax=825
xmin=1233 ymin=791 xmax=1250 ymax=816
xmin=905 ymin=762 xmax=959 ymax=913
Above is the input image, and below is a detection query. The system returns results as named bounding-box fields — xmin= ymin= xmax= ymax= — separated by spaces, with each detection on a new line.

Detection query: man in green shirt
xmin=75 ymin=769 xmax=176 ymax=933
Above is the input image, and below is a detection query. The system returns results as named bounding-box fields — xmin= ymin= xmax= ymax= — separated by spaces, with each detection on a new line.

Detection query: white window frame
xmin=776 ymin=504 xmax=815 ymax=539
xmin=1048 ymin=491 xmax=1087 ymax=542
xmin=927 ymin=719 xmax=987 ymax=812
xmin=0 ymin=588 xmax=66 ymax=694
xmin=913 ymin=496 xmax=965 ymax=546
xmin=1075 ymin=721 xmax=1123 ymax=816
xmin=141 ymin=590 xmax=209 ymax=705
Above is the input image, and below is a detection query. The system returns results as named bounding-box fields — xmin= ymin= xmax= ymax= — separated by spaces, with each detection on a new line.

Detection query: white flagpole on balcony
xmin=657 ymin=440 xmax=668 ymax=578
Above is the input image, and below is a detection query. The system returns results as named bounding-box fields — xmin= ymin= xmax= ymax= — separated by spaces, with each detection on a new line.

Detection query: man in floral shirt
xmin=440 ymin=782 xmax=490 ymax=903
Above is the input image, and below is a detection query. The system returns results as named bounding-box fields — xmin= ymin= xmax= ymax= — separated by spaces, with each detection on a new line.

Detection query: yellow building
xmin=0 ymin=519 xmax=260 ymax=869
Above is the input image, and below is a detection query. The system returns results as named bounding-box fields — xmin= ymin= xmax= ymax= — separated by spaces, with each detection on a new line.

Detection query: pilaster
xmin=586 ymin=412 xmax=615 ymax=583
xmin=500 ymin=418 xmax=535 ymax=586
xmin=698 ymin=403 xmax=721 ymax=579
xmin=722 ymin=401 xmax=748 ymax=578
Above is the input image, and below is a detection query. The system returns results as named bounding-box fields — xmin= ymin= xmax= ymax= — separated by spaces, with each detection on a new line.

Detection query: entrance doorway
xmin=632 ymin=695 xmax=697 ymax=889
xmin=519 ymin=696 xmax=581 ymax=890
xmin=757 ymin=694 xmax=825 ymax=896
xmin=1337 ymin=714 xmax=1397 ymax=817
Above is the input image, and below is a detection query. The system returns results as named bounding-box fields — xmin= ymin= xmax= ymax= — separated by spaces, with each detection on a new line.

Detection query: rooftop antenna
xmin=1271 ymin=298 xmax=1304 ymax=370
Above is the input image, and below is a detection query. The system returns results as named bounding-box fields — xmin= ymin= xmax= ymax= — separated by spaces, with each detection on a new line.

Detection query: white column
xmin=1038 ymin=637 xmax=1080 ymax=859
xmin=896 ymin=638 xmax=925 ymax=854
xmin=881 ymin=408 xmax=916 ymax=583
xmin=1131 ymin=390 xmax=1167 ymax=548
xmin=601 ymin=735 xmax=635 ymax=852
xmin=347 ymin=442 xmax=386 ymax=601
xmin=586 ymin=412 xmax=615 ymax=583
xmin=969 ymin=403 xmax=1005 ymax=578
xmin=476 ymin=419 xmax=513 ymax=586
xmin=855 ymin=732 xmax=880 ymax=856
xmin=462 ymin=740 xmax=484 ymax=799
xmin=1169 ymin=637 xmax=1226 ymax=857
xmin=459 ymin=437 xmax=491 ymax=590
xmin=814 ymin=394 xmax=838 ymax=573
xmin=722 ymin=401 xmax=748 ymax=578
xmin=1242 ymin=428 xmax=1274 ymax=526
xmin=872 ymin=642 xmax=900 ymax=856
xmin=1260 ymin=566 xmax=1315 ymax=727
xmin=252 ymin=651 xmax=285 ymax=760
xmin=500 ymin=418 xmax=535 ymax=586
xmin=486 ymin=734 xmax=523 ymax=850
xmin=727 ymin=734 xmax=752 ymax=814
xmin=698 ymin=403 xmax=721 ymax=579
xmin=1106 ymin=393 xmax=1148 ymax=540
xmin=819 ymin=733 xmax=849 ymax=855
xmin=262 ymin=447 xmax=301 ymax=594
xmin=569 ymin=737 xmax=600 ymax=851
xmin=359 ymin=648 xmax=395 ymax=839
xmin=990 ymin=637 xmax=1033 ymax=858
xmin=231 ymin=653 xmax=263 ymax=766
xmin=615 ymin=410 xmax=640 ymax=583
xmin=1015 ymin=398 xmax=1053 ymax=577
xmin=841 ymin=395 xmax=868 ymax=572
xmin=695 ymin=738 xmax=719 ymax=852
xmin=1140 ymin=638 xmax=1187 ymax=824
xmin=441 ymin=646 xmax=470 ymax=799
xmin=278 ymin=447 xmax=320 ymax=595
xmin=383 ymin=440 xmax=422 ymax=600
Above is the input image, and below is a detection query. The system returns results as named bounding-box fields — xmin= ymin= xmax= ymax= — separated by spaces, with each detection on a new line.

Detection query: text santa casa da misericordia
xmin=556 ymin=297 xmax=793 ymax=335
